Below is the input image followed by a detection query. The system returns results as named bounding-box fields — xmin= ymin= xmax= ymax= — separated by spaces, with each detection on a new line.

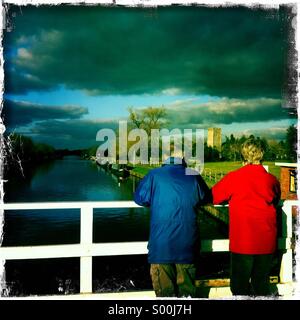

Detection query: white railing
xmin=0 ymin=200 xmax=297 ymax=296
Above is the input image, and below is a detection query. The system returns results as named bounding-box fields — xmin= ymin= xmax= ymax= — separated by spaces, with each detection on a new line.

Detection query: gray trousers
xmin=150 ymin=263 xmax=196 ymax=297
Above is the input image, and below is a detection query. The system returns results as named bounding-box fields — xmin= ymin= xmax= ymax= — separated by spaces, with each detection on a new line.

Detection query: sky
xmin=1 ymin=4 xmax=297 ymax=149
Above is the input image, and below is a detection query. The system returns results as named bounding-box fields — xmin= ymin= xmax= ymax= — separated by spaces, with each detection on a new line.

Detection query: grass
xmin=203 ymin=161 xmax=281 ymax=187
xmin=131 ymin=161 xmax=282 ymax=187
xmin=130 ymin=166 xmax=153 ymax=177
xmin=204 ymin=161 xmax=280 ymax=179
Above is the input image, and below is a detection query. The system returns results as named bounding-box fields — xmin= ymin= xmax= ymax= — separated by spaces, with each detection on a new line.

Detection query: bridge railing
xmin=0 ymin=200 xmax=297 ymax=296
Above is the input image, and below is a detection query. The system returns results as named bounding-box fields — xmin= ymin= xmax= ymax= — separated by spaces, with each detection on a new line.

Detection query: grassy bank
xmin=203 ymin=161 xmax=280 ymax=179
xmin=130 ymin=165 xmax=154 ymax=178
xmin=130 ymin=161 xmax=281 ymax=187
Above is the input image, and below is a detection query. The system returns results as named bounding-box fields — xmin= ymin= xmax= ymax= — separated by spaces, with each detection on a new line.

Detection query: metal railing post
xmin=80 ymin=205 xmax=93 ymax=293
xmin=280 ymin=201 xmax=293 ymax=283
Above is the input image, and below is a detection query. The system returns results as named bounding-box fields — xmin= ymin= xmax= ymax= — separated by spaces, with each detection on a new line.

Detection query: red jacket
xmin=212 ymin=164 xmax=281 ymax=254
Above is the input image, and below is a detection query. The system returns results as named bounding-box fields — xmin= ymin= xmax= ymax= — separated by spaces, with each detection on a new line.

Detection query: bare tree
xmin=128 ymin=106 xmax=168 ymax=135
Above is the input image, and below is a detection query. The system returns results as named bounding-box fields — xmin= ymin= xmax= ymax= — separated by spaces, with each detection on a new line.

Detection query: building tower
xmin=207 ymin=128 xmax=222 ymax=152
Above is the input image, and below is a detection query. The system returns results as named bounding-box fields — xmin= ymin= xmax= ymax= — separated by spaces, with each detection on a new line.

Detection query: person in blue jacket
xmin=134 ymin=156 xmax=211 ymax=297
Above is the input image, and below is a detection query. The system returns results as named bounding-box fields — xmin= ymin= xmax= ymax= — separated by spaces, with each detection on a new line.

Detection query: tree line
xmin=4 ymin=133 xmax=56 ymax=163
xmin=127 ymin=106 xmax=297 ymax=163
xmin=2 ymin=133 xmax=56 ymax=177
xmin=86 ymin=106 xmax=297 ymax=164
xmin=205 ymin=125 xmax=297 ymax=162
xmin=3 ymin=106 xmax=297 ymax=168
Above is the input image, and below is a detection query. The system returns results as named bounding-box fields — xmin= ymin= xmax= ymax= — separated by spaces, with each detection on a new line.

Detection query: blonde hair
xmin=241 ymin=139 xmax=264 ymax=165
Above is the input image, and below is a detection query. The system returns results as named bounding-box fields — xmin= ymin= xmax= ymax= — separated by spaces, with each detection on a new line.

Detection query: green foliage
xmin=220 ymin=126 xmax=296 ymax=162
xmin=5 ymin=133 xmax=56 ymax=163
xmin=285 ymin=125 xmax=297 ymax=161
xmin=221 ymin=134 xmax=241 ymax=161
xmin=84 ymin=145 xmax=99 ymax=158
xmin=204 ymin=143 xmax=220 ymax=162
xmin=128 ymin=106 xmax=168 ymax=136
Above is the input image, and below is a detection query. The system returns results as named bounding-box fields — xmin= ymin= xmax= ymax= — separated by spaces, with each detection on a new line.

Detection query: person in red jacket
xmin=212 ymin=138 xmax=281 ymax=296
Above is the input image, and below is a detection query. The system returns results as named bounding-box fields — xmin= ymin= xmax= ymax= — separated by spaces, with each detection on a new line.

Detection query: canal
xmin=2 ymin=156 xmax=229 ymax=296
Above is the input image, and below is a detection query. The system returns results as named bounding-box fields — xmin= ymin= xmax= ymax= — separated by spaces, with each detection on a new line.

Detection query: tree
xmin=265 ymin=140 xmax=286 ymax=160
xmin=285 ymin=125 xmax=297 ymax=161
xmin=128 ymin=106 xmax=168 ymax=136
xmin=221 ymin=134 xmax=272 ymax=161
xmin=5 ymin=133 xmax=56 ymax=163
xmin=4 ymin=133 xmax=57 ymax=178
xmin=204 ymin=143 xmax=220 ymax=162
xmin=229 ymin=134 xmax=241 ymax=161
xmin=221 ymin=135 xmax=241 ymax=161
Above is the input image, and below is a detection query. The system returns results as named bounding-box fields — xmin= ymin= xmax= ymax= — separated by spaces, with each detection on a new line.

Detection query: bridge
xmin=0 ymin=200 xmax=298 ymax=299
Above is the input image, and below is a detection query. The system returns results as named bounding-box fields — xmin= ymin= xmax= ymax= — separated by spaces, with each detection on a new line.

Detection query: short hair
xmin=169 ymin=140 xmax=183 ymax=158
xmin=241 ymin=138 xmax=264 ymax=164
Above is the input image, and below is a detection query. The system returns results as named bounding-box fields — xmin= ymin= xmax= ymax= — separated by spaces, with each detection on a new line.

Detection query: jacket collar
xmin=163 ymin=157 xmax=187 ymax=167
xmin=244 ymin=163 xmax=266 ymax=171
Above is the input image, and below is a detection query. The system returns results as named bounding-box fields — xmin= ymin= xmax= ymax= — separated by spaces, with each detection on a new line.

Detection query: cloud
xmin=165 ymin=97 xmax=295 ymax=127
xmin=29 ymin=119 xmax=119 ymax=149
xmin=2 ymin=99 xmax=89 ymax=127
xmin=31 ymin=118 xmax=118 ymax=136
xmin=4 ymin=94 xmax=294 ymax=149
xmin=17 ymin=48 xmax=33 ymax=59
xmin=235 ymin=127 xmax=288 ymax=141
xmin=4 ymin=5 xmax=292 ymax=99
xmin=4 ymin=68 xmax=55 ymax=94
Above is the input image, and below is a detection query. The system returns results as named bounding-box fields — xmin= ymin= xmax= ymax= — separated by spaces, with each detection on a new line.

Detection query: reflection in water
xmin=5 ymin=157 xmax=137 ymax=202
xmin=3 ymin=157 xmax=150 ymax=246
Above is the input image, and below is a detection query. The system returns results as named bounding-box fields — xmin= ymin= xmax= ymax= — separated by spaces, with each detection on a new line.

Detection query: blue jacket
xmin=134 ymin=159 xmax=211 ymax=263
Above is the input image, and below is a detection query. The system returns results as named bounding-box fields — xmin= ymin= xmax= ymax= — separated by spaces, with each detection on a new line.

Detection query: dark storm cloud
xmin=4 ymin=5 xmax=290 ymax=99
xmin=2 ymin=99 xmax=89 ymax=127
xmin=31 ymin=119 xmax=119 ymax=140
xmin=28 ymin=118 xmax=119 ymax=149
xmin=4 ymin=68 xmax=55 ymax=94
xmin=165 ymin=97 xmax=294 ymax=126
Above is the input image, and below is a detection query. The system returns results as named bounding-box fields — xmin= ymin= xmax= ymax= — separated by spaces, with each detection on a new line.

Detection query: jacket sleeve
xmin=133 ymin=173 xmax=153 ymax=207
xmin=196 ymin=174 xmax=212 ymax=205
xmin=272 ymin=178 xmax=281 ymax=206
xmin=212 ymin=173 xmax=233 ymax=205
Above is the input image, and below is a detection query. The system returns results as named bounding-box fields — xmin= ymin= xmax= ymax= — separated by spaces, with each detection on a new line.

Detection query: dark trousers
xmin=150 ymin=264 xmax=196 ymax=298
xmin=230 ymin=252 xmax=273 ymax=296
